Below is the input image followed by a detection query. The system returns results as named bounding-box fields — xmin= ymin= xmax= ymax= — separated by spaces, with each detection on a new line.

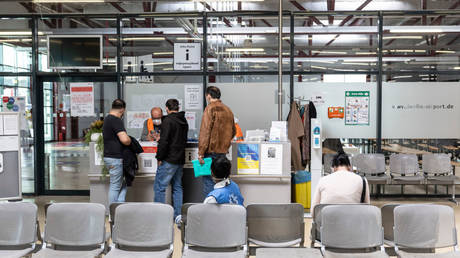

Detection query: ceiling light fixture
xmin=225 ymin=48 xmax=265 ymax=52
xmin=454 ymin=67 xmax=460 ymax=70
xmin=393 ymin=75 xmax=412 ymax=79
xmin=121 ymin=37 xmax=165 ymax=41
xmin=153 ymin=52 xmax=173 ymax=55
xmin=390 ymin=28 xmax=443 ymax=33
xmin=33 ymin=0 xmax=105 ymax=2
xmin=383 ymin=36 xmax=423 ymax=40
xmin=0 ymin=31 xmax=43 ymax=36
xmin=436 ymin=50 xmax=455 ymax=54
xmin=145 ymin=62 xmax=173 ymax=66
xmin=176 ymin=37 xmax=203 ymax=41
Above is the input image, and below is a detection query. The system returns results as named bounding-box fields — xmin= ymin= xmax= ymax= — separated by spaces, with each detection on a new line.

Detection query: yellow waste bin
xmin=293 ymin=171 xmax=311 ymax=209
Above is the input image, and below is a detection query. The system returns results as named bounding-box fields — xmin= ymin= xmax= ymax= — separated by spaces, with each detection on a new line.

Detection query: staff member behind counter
xmin=140 ymin=107 xmax=163 ymax=141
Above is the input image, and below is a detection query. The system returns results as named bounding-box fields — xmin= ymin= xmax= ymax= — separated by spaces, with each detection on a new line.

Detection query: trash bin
xmin=293 ymin=170 xmax=311 ymax=209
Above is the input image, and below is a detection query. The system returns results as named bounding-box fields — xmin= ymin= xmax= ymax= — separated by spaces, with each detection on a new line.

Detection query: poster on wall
xmin=184 ymin=85 xmax=202 ymax=110
xmin=260 ymin=144 xmax=283 ymax=175
xmin=2 ymin=96 xmax=27 ymax=130
xmin=70 ymin=83 xmax=95 ymax=117
xmin=345 ymin=91 xmax=370 ymax=125
xmin=185 ymin=111 xmax=196 ymax=130
xmin=127 ymin=111 xmax=150 ymax=129
xmin=174 ymin=43 xmax=201 ymax=71
xmin=237 ymin=144 xmax=259 ymax=175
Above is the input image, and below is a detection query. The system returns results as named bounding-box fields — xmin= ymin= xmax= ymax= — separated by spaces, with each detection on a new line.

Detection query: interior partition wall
xmin=0 ymin=10 xmax=458 ymax=195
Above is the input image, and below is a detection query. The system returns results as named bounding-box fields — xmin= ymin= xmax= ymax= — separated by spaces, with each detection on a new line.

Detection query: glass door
xmin=37 ymin=76 xmax=117 ymax=194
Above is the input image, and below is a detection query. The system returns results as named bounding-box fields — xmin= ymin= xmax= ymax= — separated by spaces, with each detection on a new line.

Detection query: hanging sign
xmin=174 ymin=43 xmax=201 ymax=71
xmin=70 ymin=82 xmax=95 ymax=117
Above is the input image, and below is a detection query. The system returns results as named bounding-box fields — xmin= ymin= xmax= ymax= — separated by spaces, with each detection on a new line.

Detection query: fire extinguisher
xmin=57 ymin=110 xmax=67 ymax=141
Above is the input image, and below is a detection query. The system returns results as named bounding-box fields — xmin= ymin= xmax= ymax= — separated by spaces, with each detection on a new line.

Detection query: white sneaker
xmin=175 ymin=215 xmax=182 ymax=225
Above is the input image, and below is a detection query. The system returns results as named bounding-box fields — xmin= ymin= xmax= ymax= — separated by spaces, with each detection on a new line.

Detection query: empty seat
xmin=183 ymin=204 xmax=247 ymax=258
xmin=354 ymin=154 xmax=390 ymax=185
xmin=394 ymin=204 xmax=460 ymax=257
xmin=105 ymin=203 xmax=174 ymax=258
xmin=310 ymin=204 xmax=332 ymax=247
xmin=423 ymin=154 xmax=456 ymax=184
xmin=109 ymin=202 xmax=125 ymax=234
xmin=320 ymin=205 xmax=389 ymax=258
xmin=179 ymin=203 xmax=199 ymax=246
xmin=33 ymin=203 xmax=106 ymax=258
xmin=0 ymin=202 xmax=38 ymax=258
xmin=390 ymin=154 xmax=424 ymax=184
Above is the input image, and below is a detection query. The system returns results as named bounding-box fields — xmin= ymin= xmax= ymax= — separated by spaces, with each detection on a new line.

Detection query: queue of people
xmin=103 ymin=86 xmax=242 ymax=224
xmin=103 ymin=87 xmax=368 ymax=224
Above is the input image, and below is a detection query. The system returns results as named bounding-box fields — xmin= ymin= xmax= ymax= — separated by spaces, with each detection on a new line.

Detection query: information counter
xmin=230 ymin=141 xmax=291 ymax=205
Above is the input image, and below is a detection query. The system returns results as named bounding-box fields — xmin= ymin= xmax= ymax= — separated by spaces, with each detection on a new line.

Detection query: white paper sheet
xmin=3 ymin=114 xmax=18 ymax=135
xmin=0 ymin=136 xmax=19 ymax=151
xmin=260 ymin=144 xmax=283 ymax=175
xmin=0 ymin=115 xmax=3 ymax=135
xmin=127 ymin=111 xmax=150 ymax=129
xmin=184 ymin=85 xmax=202 ymax=110
xmin=185 ymin=111 xmax=196 ymax=130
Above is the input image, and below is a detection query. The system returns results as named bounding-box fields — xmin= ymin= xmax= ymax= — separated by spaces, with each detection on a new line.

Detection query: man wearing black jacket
xmin=154 ymin=99 xmax=189 ymax=222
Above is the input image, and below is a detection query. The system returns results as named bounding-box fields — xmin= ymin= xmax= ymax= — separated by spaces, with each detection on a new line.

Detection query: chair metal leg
xmin=449 ymin=184 xmax=458 ymax=205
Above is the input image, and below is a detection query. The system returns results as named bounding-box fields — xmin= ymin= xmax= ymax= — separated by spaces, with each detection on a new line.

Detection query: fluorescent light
xmin=176 ymin=37 xmax=202 ymax=41
xmin=144 ymin=62 xmax=173 ymax=66
xmin=153 ymin=52 xmax=173 ymax=56
xmin=33 ymin=0 xmax=105 ymax=2
xmin=226 ymin=48 xmax=264 ymax=52
xmin=383 ymin=36 xmax=423 ymax=40
xmin=0 ymin=31 xmax=44 ymax=36
xmin=390 ymin=28 xmax=443 ymax=33
xmin=436 ymin=50 xmax=455 ymax=54
xmin=343 ymin=62 xmax=376 ymax=66
xmin=454 ymin=67 xmax=460 ymax=70
xmin=393 ymin=75 xmax=412 ymax=79
xmin=312 ymin=50 xmax=347 ymax=55
xmin=355 ymin=52 xmax=377 ymax=55
xmin=310 ymin=66 xmax=327 ymax=70
xmin=250 ymin=65 xmax=269 ymax=69
xmin=121 ymin=37 xmax=165 ymax=41
xmin=163 ymin=68 xmax=173 ymax=71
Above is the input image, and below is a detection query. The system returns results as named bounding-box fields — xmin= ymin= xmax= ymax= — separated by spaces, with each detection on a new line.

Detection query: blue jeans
xmin=104 ymin=157 xmax=127 ymax=205
xmin=154 ymin=161 xmax=183 ymax=218
xmin=202 ymin=153 xmax=227 ymax=197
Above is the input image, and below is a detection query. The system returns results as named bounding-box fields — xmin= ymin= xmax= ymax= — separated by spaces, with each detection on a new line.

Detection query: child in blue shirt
xmin=203 ymin=156 xmax=244 ymax=206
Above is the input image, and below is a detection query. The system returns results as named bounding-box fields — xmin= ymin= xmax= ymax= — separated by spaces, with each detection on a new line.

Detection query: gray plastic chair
xmin=310 ymin=204 xmax=332 ymax=247
xmin=423 ymin=154 xmax=455 ymax=184
xmin=247 ymin=204 xmax=321 ymax=257
xmin=0 ymin=202 xmax=38 ymax=258
xmin=109 ymin=202 xmax=125 ymax=233
xmin=381 ymin=204 xmax=400 ymax=247
xmin=390 ymin=154 xmax=424 ymax=185
xmin=179 ymin=203 xmax=199 ymax=246
xmin=33 ymin=203 xmax=106 ymax=258
xmin=354 ymin=154 xmax=390 ymax=185
xmin=105 ymin=203 xmax=174 ymax=258
xmin=183 ymin=204 xmax=247 ymax=258
xmin=320 ymin=205 xmax=389 ymax=258
xmin=394 ymin=204 xmax=460 ymax=257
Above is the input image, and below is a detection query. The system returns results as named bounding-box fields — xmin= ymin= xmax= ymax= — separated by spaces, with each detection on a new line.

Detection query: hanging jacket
xmin=287 ymin=102 xmax=305 ymax=171
xmin=123 ymin=136 xmax=144 ymax=186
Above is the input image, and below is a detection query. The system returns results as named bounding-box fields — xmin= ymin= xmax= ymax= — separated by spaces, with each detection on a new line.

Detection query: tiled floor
xmin=25 ymin=196 xmax=460 ymax=258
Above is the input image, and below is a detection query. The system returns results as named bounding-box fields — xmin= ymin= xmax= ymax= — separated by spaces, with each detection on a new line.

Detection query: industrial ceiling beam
xmin=327 ymin=0 xmax=335 ymax=25
xmin=289 ymin=0 xmax=325 ymax=26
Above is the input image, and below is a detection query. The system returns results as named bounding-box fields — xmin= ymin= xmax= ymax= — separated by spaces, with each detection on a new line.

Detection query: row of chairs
xmin=310 ymin=203 xmax=459 ymax=258
xmin=324 ymin=153 xmax=456 ymax=194
xmin=0 ymin=202 xmax=458 ymax=258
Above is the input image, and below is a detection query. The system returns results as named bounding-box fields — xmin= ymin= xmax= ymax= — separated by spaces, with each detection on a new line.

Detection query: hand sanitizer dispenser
xmin=309 ymin=119 xmax=322 ymax=216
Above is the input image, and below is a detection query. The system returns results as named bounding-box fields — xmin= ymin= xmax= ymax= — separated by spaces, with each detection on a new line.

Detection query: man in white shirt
xmin=311 ymin=152 xmax=370 ymax=216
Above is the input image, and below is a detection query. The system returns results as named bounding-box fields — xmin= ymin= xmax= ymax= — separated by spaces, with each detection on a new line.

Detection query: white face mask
xmin=152 ymin=119 xmax=161 ymax=125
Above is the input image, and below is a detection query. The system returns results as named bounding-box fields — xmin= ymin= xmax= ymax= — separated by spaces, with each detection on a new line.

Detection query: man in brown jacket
xmin=198 ymin=86 xmax=236 ymax=197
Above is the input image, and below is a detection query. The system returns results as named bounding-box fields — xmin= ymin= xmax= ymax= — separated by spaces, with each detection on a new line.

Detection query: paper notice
xmin=185 ymin=111 xmax=196 ymax=130
xmin=184 ymin=85 xmax=202 ymax=110
xmin=3 ymin=114 xmax=18 ymax=135
xmin=0 ymin=136 xmax=19 ymax=151
xmin=260 ymin=144 xmax=283 ymax=175
xmin=127 ymin=111 xmax=150 ymax=129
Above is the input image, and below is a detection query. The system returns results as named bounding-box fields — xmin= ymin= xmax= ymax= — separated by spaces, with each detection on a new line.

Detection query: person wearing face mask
xmin=140 ymin=107 xmax=163 ymax=141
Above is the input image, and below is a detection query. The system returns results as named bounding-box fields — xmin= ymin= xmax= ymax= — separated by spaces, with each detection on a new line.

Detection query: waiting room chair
xmin=381 ymin=204 xmax=400 ymax=247
xmin=109 ymin=202 xmax=125 ymax=234
xmin=0 ymin=202 xmax=39 ymax=258
xmin=33 ymin=203 xmax=106 ymax=258
xmin=389 ymin=154 xmax=425 ymax=187
xmin=320 ymin=205 xmax=389 ymax=257
xmin=183 ymin=204 xmax=247 ymax=258
xmin=105 ymin=203 xmax=174 ymax=258
xmin=310 ymin=204 xmax=332 ymax=247
xmin=179 ymin=203 xmax=199 ymax=246
xmin=393 ymin=204 xmax=460 ymax=257
xmin=423 ymin=154 xmax=456 ymax=197
xmin=354 ymin=154 xmax=390 ymax=194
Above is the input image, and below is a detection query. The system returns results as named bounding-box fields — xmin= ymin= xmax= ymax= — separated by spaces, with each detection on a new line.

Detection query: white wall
xmin=295 ymin=82 xmax=377 ymax=139
xmin=382 ymin=82 xmax=460 ymax=139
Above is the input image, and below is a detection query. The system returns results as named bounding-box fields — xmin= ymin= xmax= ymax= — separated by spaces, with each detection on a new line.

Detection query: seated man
xmin=204 ymin=156 xmax=244 ymax=205
xmin=140 ymin=107 xmax=162 ymax=141
xmin=311 ymin=151 xmax=370 ymax=216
